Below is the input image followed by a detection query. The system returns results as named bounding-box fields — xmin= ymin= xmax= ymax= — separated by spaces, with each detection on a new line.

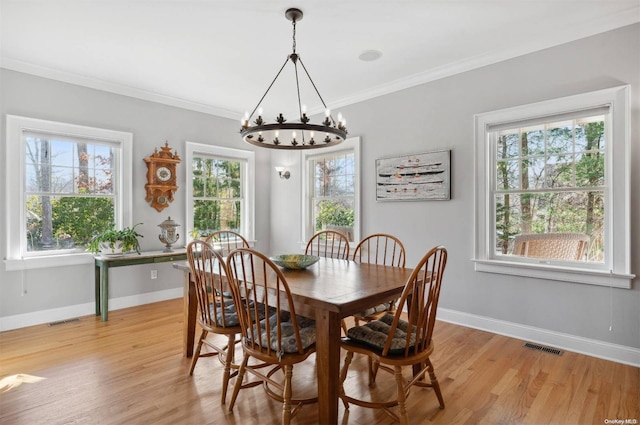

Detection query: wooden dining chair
xmin=351 ymin=233 xmax=406 ymax=325
xmin=339 ymin=246 xmax=448 ymax=425
xmin=204 ymin=230 xmax=250 ymax=256
xmin=226 ymin=248 xmax=318 ymax=425
xmin=186 ymin=240 xmax=243 ymax=404
xmin=305 ymin=229 xmax=350 ymax=334
xmin=305 ymin=229 xmax=350 ymax=260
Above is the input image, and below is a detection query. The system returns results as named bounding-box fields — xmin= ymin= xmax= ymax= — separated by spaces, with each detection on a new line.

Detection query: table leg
xmin=95 ymin=264 xmax=101 ymax=316
xmin=315 ymin=309 xmax=341 ymax=424
xmin=100 ymin=264 xmax=109 ymax=321
xmin=183 ymin=270 xmax=197 ymax=357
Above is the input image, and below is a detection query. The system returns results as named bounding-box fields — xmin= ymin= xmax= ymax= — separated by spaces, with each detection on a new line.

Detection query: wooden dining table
xmin=173 ymin=256 xmax=413 ymax=425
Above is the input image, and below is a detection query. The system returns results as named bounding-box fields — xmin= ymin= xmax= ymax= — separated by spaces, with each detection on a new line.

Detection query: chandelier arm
xmin=247 ymin=55 xmax=291 ymax=120
xmin=297 ymin=57 xmax=336 ymax=126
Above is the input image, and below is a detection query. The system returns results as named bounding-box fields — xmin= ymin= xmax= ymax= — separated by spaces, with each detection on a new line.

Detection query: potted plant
xmin=87 ymin=223 xmax=144 ymax=255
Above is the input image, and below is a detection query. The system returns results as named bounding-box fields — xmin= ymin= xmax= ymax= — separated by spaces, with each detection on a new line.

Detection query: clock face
xmin=156 ymin=166 xmax=172 ymax=182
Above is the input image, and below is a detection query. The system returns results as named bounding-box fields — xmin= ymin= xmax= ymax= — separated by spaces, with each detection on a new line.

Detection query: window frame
xmin=5 ymin=115 xmax=133 ymax=271
xmin=473 ymin=86 xmax=633 ymax=288
xmin=301 ymin=136 xmax=361 ymax=244
xmin=184 ymin=142 xmax=255 ymax=244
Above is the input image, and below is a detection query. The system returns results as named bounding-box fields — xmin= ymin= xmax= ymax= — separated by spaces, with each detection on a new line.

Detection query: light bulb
xmin=302 ymin=105 xmax=307 ymax=114
xmin=258 ymin=107 xmax=263 ymax=116
xmin=325 ymin=109 xmax=330 ymax=117
xmin=292 ymin=131 xmax=297 ymax=139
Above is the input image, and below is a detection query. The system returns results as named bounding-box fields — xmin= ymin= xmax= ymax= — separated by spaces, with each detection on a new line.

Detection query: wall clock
xmin=144 ymin=141 xmax=181 ymax=212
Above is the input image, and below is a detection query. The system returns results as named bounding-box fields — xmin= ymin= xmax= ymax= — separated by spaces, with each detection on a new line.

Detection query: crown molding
xmin=0 ymin=57 xmax=240 ymax=120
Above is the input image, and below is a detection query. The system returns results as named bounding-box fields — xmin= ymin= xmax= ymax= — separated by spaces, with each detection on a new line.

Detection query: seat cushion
xmin=346 ymin=314 xmax=415 ymax=354
xmin=355 ymin=301 xmax=393 ymax=318
xmin=211 ymin=302 xmax=241 ymax=327
xmin=251 ymin=313 xmax=316 ymax=354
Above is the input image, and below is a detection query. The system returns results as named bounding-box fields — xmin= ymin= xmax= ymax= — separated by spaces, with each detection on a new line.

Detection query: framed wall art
xmin=375 ymin=149 xmax=451 ymax=201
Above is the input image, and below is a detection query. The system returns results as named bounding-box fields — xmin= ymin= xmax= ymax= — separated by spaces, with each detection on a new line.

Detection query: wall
xmin=269 ymin=24 xmax=640 ymax=363
xmin=0 ymin=69 xmax=272 ymax=326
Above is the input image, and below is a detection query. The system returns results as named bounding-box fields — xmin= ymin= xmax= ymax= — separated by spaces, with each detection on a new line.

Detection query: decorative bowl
xmin=270 ymin=254 xmax=320 ymax=270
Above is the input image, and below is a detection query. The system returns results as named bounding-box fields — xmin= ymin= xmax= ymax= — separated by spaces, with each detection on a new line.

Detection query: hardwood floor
xmin=1 ymin=299 xmax=638 ymax=424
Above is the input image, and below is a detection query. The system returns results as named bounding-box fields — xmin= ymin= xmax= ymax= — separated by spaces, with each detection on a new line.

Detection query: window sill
xmin=472 ymin=259 xmax=634 ymax=289
xmin=4 ymin=253 xmax=95 ymax=271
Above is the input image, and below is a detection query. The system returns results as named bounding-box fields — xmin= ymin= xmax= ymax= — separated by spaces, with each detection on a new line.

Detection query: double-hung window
xmin=185 ymin=142 xmax=254 ymax=242
xmin=302 ymin=136 xmax=360 ymax=243
xmin=474 ymin=86 xmax=633 ymax=288
xmin=5 ymin=115 xmax=132 ymax=270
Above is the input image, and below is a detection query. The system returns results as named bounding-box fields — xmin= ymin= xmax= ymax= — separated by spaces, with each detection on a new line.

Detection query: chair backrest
xmin=187 ymin=240 xmax=236 ymax=329
xmin=352 ymin=233 xmax=406 ymax=267
xmin=382 ymin=246 xmax=447 ymax=357
xmin=305 ymin=229 xmax=350 ymax=260
xmin=513 ymin=233 xmax=588 ymax=261
xmin=226 ymin=248 xmax=308 ymax=357
xmin=204 ymin=230 xmax=250 ymax=257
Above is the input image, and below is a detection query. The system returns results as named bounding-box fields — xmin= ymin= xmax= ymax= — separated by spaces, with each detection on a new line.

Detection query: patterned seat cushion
xmin=356 ymin=301 xmax=393 ymax=318
xmin=211 ymin=300 xmax=268 ymax=328
xmin=346 ymin=314 xmax=415 ymax=354
xmin=250 ymin=313 xmax=316 ymax=354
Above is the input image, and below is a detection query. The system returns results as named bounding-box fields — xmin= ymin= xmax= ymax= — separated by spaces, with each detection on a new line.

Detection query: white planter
xmin=99 ymin=240 xmax=125 ymax=255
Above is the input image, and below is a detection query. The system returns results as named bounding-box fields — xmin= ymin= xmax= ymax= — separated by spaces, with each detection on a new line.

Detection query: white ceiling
xmin=2 ymin=1 xmax=639 ymax=121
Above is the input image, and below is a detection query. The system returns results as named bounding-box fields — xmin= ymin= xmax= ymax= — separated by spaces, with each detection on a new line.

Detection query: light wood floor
xmin=1 ymin=299 xmax=638 ymax=425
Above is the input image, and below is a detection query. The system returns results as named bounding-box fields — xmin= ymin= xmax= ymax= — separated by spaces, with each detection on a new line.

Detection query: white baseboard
xmin=437 ymin=308 xmax=640 ymax=367
xmin=0 ymin=288 xmax=183 ymax=332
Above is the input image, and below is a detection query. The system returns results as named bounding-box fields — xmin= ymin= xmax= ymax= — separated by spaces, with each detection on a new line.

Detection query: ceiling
xmin=1 ymin=1 xmax=638 ymax=121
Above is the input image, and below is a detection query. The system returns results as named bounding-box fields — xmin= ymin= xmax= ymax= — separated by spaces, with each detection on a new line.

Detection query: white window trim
xmin=473 ymin=86 xmax=634 ymax=288
xmin=184 ymin=142 xmax=255 ymax=244
xmin=300 ymin=136 xmax=361 ymax=246
xmin=4 ymin=115 xmax=133 ymax=271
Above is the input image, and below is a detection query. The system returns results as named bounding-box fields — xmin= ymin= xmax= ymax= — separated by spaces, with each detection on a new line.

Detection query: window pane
xmin=496 ymin=132 xmax=520 ymax=159
xmin=546 ymin=122 xmax=573 ymax=154
xmin=25 ymin=195 xmax=115 ymax=252
xmin=576 ymin=151 xmax=604 ymax=187
xmin=496 ymin=159 xmax=519 ymax=190
xmin=193 ymin=200 xmax=241 ymax=234
xmin=545 ymin=155 xmax=573 ymax=188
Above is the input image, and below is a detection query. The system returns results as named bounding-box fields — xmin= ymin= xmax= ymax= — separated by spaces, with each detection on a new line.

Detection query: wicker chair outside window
xmin=186 ymin=240 xmax=242 ymax=404
xmin=339 ymin=246 xmax=448 ymax=424
xmin=512 ymin=233 xmax=589 ymax=261
xmin=226 ymin=248 xmax=318 ymax=425
xmin=305 ymin=229 xmax=350 ymax=260
xmin=351 ymin=233 xmax=406 ymax=326
xmin=204 ymin=230 xmax=250 ymax=257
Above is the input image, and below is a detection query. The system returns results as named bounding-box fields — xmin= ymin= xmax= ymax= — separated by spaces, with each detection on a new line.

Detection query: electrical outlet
xmin=150 ymin=270 xmax=157 ymax=279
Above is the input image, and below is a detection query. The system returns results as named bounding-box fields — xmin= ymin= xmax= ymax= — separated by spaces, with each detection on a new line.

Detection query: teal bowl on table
xmin=270 ymin=254 xmax=320 ymax=270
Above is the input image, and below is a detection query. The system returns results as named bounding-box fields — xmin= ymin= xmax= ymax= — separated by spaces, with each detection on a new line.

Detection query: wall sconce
xmin=275 ymin=166 xmax=290 ymax=180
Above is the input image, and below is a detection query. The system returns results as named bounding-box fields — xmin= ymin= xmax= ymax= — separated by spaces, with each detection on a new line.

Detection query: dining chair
xmin=305 ymin=229 xmax=350 ymax=334
xmin=351 ymin=233 xmax=406 ymax=325
xmin=186 ymin=240 xmax=243 ymax=404
xmin=226 ymin=248 xmax=318 ymax=425
xmin=339 ymin=246 xmax=448 ymax=424
xmin=513 ymin=232 xmax=589 ymax=261
xmin=204 ymin=230 xmax=250 ymax=256
xmin=305 ymin=229 xmax=350 ymax=260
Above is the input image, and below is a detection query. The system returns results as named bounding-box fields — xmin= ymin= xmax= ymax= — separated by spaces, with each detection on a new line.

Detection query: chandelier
xmin=240 ymin=8 xmax=347 ymax=150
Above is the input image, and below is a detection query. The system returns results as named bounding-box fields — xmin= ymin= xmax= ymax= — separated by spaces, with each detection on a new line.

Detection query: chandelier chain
xmin=292 ymin=19 xmax=296 ymax=54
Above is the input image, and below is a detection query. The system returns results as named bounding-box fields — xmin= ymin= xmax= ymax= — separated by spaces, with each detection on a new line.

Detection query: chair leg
xmin=228 ymin=353 xmax=250 ymax=412
xmin=189 ymin=329 xmax=207 ymax=375
xmin=220 ymin=334 xmax=235 ymax=404
xmin=339 ymin=351 xmax=354 ymax=410
xmin=367 ymin=357 xmax=380 ymax=387
xmin=282 ymin=364 xmax=293 ymax=425
xmin=426 ymin=358 xmax=445 ymax=408
xmin=393 ymin=366 xmax=408 ymax=425
xmin=341 ymin=319 xmax=348 ymax=335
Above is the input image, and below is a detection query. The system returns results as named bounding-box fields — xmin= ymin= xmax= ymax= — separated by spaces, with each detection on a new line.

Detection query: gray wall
xmin=1 ymin=24 xmax=638 ymax=357
xmin=0 ymin=69 xmax=272 ymax=318
xmin=268 ymin=24 xmax=640 ymax=351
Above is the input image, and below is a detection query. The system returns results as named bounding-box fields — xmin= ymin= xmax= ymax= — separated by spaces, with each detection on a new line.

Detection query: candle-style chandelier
xmin=240 ymin=8 xmax=347 ymax=150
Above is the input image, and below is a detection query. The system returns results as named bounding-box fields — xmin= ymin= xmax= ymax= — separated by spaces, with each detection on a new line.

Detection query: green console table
xmin=94 ymin=249 xmax=187 ymax=321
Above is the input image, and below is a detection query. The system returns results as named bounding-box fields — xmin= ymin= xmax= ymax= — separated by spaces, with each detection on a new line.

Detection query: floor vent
xmin=48 ymin=318 xmax=80 ymax=327
xmin=523 ymin=342 xmax=563 ymax=356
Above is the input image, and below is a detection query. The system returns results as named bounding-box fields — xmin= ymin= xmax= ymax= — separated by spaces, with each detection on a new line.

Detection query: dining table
xmin=173 ymin=256 xmax=414 ymax=425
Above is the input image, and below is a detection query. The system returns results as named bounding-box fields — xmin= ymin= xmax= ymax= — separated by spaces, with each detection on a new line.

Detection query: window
xmin=302 ymin=137 xmax=360 ymax=243
xmin=5 ymin=115 xmax=132 ymax=270
xmin=185 ymin=142 xmax=254 ymax=242
xmin=474 ymin=86 xmax=633 ymax=288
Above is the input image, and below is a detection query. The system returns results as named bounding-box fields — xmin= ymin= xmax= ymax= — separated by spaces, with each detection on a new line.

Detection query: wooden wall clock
xmin=144 ymin=141 xmax=181 ymax=212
